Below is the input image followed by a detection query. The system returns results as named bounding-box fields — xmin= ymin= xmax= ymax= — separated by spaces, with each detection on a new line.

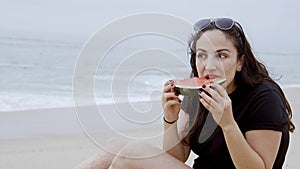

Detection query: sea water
xmin=1 ymin=29 xmax=299 ymax=112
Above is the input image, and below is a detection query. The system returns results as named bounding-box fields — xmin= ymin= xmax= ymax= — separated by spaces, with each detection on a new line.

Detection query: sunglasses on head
xmin=193 ymin=18 xmax=243 ymax=32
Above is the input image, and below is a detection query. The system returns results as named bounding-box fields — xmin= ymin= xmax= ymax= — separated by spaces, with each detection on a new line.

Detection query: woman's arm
xmin=162 ymin=80 xmax=191 ymax=162
xmin=163 ymin=110 xmax=191 ymax=162
xmin=199 ymin=83 xmax=281 ymax=169
xmin=222 ymin=122 xmax=281 ymax=169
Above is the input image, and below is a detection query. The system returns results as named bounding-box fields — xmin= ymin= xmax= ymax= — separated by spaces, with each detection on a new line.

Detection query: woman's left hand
xmin=198 ymin=82 xmax=235 ymax=129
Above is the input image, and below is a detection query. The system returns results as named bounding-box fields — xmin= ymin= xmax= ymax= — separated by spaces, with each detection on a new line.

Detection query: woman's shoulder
xmin=247 ymin=80 xmax=287 ymax=119
xmin=233 ymin=80 xmax=280 ymax=101
xmin=235 ymin=80 xmax=286 ymax=116
xmin=239 ymin=80 xmax=289 ymax=131
xmin=251 ymin=80 xmax=282 ymax=95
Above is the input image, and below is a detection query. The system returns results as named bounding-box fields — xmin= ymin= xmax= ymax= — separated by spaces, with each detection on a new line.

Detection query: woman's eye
xmin=218 ymin=53 xmax=227 ymax=59
xmin=197 ymin=53 xmax=206 ymax=59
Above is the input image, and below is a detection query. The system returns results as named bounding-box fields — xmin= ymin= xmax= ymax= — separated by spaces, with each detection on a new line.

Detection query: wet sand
xmin=0 ymin=87 xmax=299 ymax=168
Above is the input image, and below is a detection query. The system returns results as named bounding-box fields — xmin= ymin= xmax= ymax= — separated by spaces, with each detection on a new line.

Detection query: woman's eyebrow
xmin=196 ymin=49 xmax=231 ymax=53
xmin=196 ymin=48 xmax=207 ymax=52
xmin=216 ymin=49 xmax=230 ymax=52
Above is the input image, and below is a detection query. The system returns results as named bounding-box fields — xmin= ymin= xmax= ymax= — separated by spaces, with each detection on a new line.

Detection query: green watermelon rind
xmin=174 ymin=79 xmax=226 ymax=96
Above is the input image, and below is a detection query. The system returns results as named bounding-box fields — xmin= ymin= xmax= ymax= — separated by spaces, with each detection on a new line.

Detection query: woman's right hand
xmin=161 ymin=80 xmax=181 ymax=122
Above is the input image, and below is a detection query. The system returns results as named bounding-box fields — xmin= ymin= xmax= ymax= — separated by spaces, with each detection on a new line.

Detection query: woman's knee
xmin=101 ymin=138 xmax=130 ymax=155
xmin=110 ymin=141 xmax=162 ymax=168
xmin=117 ymin=140 xmax=162 ymax=158
xmin=73 ymin=138 xmax=130 ymax=169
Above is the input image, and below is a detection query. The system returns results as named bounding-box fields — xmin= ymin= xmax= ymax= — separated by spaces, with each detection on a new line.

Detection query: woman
xmin=162 ymin=18 xmax=295 ymax=169
xmin=74 ymin=18 xmax=294 ymax=169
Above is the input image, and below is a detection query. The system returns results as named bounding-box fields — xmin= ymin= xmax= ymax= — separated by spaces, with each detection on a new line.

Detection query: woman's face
xmin=195 ymin=29 xmax=243 ymax=93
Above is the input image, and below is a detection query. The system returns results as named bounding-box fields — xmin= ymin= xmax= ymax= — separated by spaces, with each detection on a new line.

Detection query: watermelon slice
xmin=174 ymin=77 xmax=226 ymax=96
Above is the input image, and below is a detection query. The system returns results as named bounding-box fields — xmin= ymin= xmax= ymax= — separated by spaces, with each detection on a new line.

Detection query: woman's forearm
xmin=163 ymin=122 xmax=188 ymax=162
xmin=222 ymin=122 xmax=265 ymax=169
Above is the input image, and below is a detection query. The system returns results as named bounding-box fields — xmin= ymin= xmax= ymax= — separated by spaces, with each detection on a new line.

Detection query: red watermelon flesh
xmin=174 ymin=77 xmax=212 ymax=89
xmin=173 ymin=77 xmax=226 ymax=96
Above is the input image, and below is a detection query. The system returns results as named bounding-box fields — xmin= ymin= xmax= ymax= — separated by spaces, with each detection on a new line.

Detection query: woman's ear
xmin=236 ymin=55 xmax=244 ymax=72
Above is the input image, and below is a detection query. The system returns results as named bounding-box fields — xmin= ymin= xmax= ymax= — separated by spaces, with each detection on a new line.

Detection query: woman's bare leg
xmin=73 ymin=138 xmax=129 ymax=169
xmin=109 ymin=141 xmax=192 ymax=169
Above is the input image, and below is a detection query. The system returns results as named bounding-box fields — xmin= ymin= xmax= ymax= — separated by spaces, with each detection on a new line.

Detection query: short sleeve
xmin=244 ymin=87 xmax=288 ymax=132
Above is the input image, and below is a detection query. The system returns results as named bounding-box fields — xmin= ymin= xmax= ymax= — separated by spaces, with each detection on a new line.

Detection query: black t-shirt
xmin=181 ymin=80 xmax=289 ymax=169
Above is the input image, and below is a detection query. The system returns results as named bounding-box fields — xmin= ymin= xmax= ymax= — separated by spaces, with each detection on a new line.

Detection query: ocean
xmin=1 ymin=29 xmax=300 ymax=112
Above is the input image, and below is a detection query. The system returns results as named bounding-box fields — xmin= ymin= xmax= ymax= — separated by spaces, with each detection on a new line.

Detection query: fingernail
xmin=178 ymin=98 xmax=181 ymax=103
xmin=171 ymin=84 xmax=174 ymax=87
xmin=202 ymin=84 xmax=206 ymax=88
xmin=198 ymin=91 xmax=202 ymax=98
xmin=169 ymin=80 xmax=174 ymax=83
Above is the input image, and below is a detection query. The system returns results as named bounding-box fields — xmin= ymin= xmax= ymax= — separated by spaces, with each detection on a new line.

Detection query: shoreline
xmin=2 ymin=84 xmax=299 ymax=114
xmin=0 ymin=87 xmax=299 ymax=168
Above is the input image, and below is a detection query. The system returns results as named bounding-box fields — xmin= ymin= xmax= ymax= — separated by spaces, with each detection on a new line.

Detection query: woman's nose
xmin=204 ymin=56 xmax=218 ymax=70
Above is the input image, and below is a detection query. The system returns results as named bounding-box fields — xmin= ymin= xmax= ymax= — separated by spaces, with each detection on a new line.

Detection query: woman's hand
xmin=198 ymin=82 xmax=235 ymax=129
xmin=161 ymin=80 xmax=181 ymax=122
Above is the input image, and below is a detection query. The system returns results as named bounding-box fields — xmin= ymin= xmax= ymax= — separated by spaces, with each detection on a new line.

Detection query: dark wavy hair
xmin=185 ymin=21 xmax=295 ymax=142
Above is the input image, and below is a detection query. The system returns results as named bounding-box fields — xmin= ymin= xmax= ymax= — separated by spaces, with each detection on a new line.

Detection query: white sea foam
xmin=1 ymin=30 xmax=300 ymax=112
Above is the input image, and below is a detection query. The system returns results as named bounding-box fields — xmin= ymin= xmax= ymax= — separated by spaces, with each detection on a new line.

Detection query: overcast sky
xmin=1 ymin=0 xmax=299 ymax=52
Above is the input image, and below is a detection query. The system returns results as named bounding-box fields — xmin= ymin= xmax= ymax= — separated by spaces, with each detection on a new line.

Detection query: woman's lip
xmin=204 ymin=75 xmax=219 ymax=79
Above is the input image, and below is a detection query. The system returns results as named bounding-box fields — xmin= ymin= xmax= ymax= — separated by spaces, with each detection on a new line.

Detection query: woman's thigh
xmin=110 ymin=141 xmax=192 ymax=169
xmin=73 ymin=138 xmax=130 ymax=169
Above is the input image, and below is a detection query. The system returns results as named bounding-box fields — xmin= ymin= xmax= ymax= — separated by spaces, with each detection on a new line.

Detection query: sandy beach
xmin=0 ymin=87 xmax=299 ymax=169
